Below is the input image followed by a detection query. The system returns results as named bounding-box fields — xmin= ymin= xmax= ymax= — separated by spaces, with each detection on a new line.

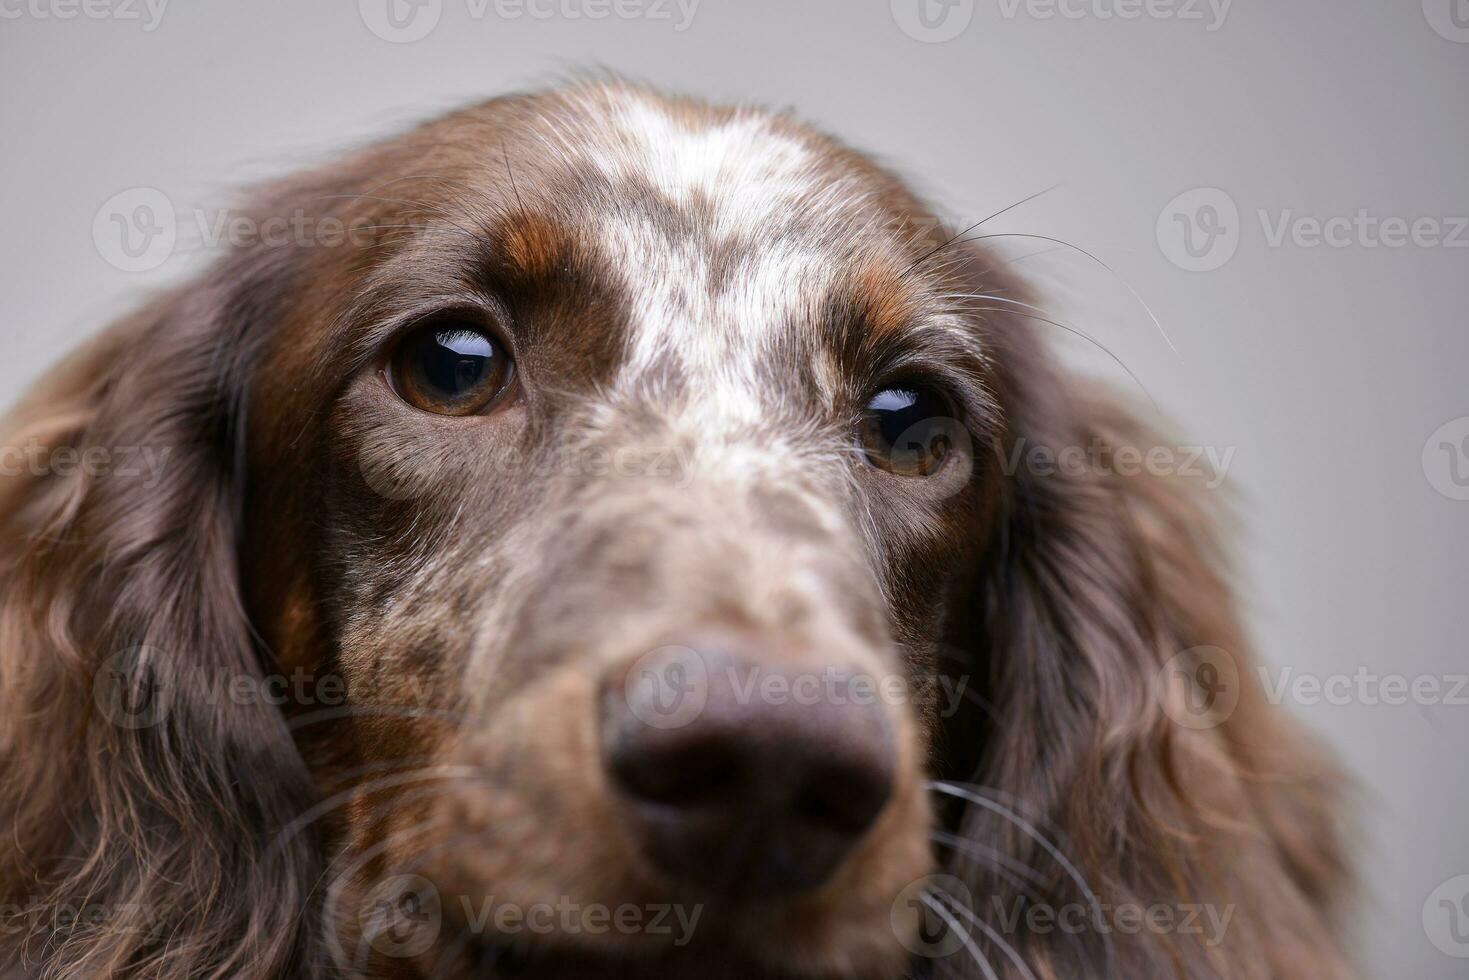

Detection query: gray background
xmin=1 ymin=0 xmax=1465 ymax=974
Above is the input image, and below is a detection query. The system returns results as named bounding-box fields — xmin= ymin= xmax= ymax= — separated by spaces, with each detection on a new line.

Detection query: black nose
xmin=599 ymin=639 xmax=896 ymax=897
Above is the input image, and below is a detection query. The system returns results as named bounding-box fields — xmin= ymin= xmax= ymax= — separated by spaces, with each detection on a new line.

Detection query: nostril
xmin=794 ymin=757 xmax=893 ymax=835
xmin=608 ymin=731 xmax=746 ymax=807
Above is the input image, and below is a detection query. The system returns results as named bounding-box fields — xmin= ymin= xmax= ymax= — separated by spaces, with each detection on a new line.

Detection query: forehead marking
xmin=576 ymin=93 xmax=844 ymax=437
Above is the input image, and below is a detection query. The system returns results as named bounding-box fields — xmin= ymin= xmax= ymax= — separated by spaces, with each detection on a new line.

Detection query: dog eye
xmin=859 ymin=386 xmax=955 ymax=477
xmin=390 ymin=317 xmax=514 ymax=416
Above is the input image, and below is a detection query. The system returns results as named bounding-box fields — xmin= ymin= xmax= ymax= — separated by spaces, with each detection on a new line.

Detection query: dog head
xmin=0 ymin=81 xmax=1352 ymax=979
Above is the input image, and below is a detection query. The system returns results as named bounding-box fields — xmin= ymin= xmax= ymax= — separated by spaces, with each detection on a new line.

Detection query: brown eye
xmin=859 ymin=386 xmax=956 ymax=477
xmin=390 ymin=317 xmax=514 ymax=416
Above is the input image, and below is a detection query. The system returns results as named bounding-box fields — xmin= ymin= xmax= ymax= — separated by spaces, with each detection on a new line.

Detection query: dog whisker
xmin=928 ymin=781 xmax=1118 ymax=980
xmin=928 ymin=781 xmax=1057 ymax=833
xmin=932 ymin=886 xmax=1041 ymax=980
xmin=968 ymin=307 xmax=1161 ymax=412
xmin=950 ymin=232 xmax=1176 ymax=356
xmin=359 ymin=171 xmax=493 ymax=200
xmin=903 ymin=184 xmax=1064 ymax=281
xmin=918 ymin=891 xmax=1000 ymax=980
xmin=972 ymin=244 xmax=1064 ymax=277
xmin=929 ymin=829 xmax=1049 ymax=895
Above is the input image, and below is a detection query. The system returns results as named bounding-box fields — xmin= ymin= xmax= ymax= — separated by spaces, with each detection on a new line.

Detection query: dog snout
xmin=598 ymin=636 xmax=897 ymax=897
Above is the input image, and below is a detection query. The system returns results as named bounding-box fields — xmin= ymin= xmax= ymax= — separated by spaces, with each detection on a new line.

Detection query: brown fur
xmin=0 ymin=81 xmax=1352 ymax=979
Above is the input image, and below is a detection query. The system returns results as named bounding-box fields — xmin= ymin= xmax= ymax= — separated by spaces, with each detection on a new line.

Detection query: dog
xmin=0 ymin=80 xmax=1353 ymax=979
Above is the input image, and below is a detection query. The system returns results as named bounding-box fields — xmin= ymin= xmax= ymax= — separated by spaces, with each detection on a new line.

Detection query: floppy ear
xmin=0 ymin=268 xmax=324 ymax=976
xmin=933 ymin=281 xmax=1355 ymax=978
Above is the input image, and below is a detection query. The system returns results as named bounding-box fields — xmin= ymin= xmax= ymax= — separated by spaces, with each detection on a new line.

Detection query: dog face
xmin=0 ymin=81 xmax=1354 ymax=980
xmin=239 ymin=85 xmax=1004 ymax=976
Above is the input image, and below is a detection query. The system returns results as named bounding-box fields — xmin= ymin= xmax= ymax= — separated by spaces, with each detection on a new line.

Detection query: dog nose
xmin=599 ymin=639 xmax=896 ymax=897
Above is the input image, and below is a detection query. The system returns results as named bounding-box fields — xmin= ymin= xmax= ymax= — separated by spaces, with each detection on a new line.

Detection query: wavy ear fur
xmin=0 ymin=266 xmax=324 ymax=976
xmin=937 ymin=300 xmax=1354 ymax=978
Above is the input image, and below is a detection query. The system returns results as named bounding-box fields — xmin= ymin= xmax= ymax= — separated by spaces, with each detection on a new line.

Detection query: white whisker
xmin=919 ymin=891 xmax=1000 ymax=980
xmin=929 ymin=780 xmax=1118 ymax=980
xmin=935 ymin=886 xmax=1041 ymax=980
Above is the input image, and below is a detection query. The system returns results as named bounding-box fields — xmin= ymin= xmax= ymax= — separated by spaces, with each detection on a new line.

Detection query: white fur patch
xmin=566 ymin=90 xmax=845 ymax=446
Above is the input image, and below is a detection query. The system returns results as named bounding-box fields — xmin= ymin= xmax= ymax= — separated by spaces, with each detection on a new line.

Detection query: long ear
xmin=935 ymin=292 xmax=1355 ymax=978
xmin=0 ymin=272 xmax=323 ymax=976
